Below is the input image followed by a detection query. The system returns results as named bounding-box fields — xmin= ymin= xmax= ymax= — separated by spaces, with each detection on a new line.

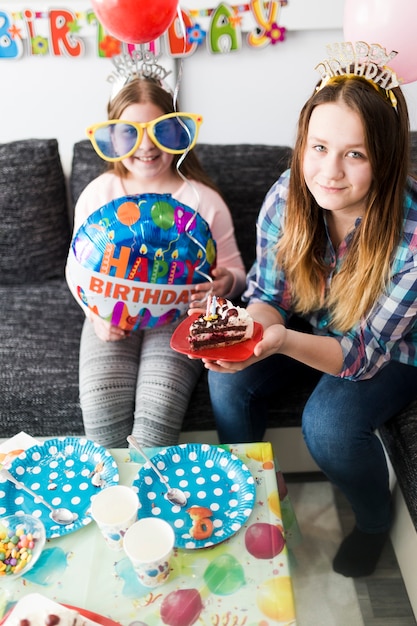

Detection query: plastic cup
xmin=123 ymin=517 xmax=175 ymax=587
xmin=90 ymin=485 xmax=138 ymax=551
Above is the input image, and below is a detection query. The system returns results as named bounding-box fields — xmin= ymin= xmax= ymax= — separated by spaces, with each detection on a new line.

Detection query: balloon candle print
xmin=66 ymin=193 xmax=216 ymax=330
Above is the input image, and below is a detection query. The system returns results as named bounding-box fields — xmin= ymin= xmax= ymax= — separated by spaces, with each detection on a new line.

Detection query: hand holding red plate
xmin=170 ymin=312 xmax=263 ymax=362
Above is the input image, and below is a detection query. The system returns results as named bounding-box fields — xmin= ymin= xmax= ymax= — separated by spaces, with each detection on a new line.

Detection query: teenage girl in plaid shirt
xmin=205 ymin=44 xmax=417 ymax=578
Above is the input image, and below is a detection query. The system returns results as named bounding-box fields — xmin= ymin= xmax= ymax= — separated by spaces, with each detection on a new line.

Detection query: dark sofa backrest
xmin=194 ymin=144 xmax=293 ymax=271
xmin=70 ymin=140 xmax=106 ymax=208
xmin=70 ymin=140 xmax=293 ymax=272
xmin=0 ymin=138 xmax=71 ymax=285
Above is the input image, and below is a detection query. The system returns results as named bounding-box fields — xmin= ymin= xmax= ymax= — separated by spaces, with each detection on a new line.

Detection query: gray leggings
xmin=79 ymin=318 xmax=203 ymax=448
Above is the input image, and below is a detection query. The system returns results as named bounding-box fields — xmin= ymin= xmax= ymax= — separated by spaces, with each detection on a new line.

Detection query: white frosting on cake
xmin=188 ymin=295 xmax=254 ymax=349
xmin=203 ymin=295 xmax=254 ymax=338
xmin=3 ymin=594 xmax=101 ymax=626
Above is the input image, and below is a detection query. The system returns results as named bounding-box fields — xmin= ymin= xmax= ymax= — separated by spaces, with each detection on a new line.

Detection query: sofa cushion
xmin=379 ymin=406 xmax=417 ymax=531
xmin=194 ymin=144 xmax=293 ymax=271
xmin=0 ymin=139 xmax=71 ymax=285
xmin=70 ymin=140 xmax=107 ymax=209
xmin=0 ymin=280 xmax=85 ymax=436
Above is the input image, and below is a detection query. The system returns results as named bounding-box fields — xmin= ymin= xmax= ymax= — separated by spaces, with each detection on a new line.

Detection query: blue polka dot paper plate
xmin=0 ymin=437 xmax=119 ymax=538
xmin=132 ymin=443 xmax=256 ymax=549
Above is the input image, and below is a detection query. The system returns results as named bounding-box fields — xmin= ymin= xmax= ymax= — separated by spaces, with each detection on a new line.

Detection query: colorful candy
xmin=0 ymin=523 xmax=36 ymax=575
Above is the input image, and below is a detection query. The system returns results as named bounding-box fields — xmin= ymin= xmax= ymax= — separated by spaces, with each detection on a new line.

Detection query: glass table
xmin=0 ymin=442 xmax=298 ymax=625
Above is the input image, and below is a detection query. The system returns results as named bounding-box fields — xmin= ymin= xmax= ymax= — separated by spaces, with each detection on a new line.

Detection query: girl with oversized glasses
xmin=66 ymin=76 xmax=246 ymax=449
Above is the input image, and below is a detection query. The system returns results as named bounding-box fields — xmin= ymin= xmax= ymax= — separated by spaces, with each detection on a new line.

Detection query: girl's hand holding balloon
xmin=189 ymin=267 xmax=235 ymax=308
xmin=91 ymin=315 xmax=127 ymax=342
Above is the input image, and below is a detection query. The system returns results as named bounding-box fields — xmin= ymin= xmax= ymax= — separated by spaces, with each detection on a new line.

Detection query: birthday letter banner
xmin=0 ymin=0 xmax=288 ymax=59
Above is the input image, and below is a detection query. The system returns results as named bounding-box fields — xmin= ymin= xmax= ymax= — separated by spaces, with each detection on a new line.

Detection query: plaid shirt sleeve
xmin=338 ymin=180 xmax=417 ymax=380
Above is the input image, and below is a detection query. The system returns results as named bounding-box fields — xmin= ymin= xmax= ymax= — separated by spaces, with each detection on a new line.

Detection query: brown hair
xmin=277 ymin=76 xmax=411 ymax=332
xmin=106 ymin=79 xmax=219 ymax=192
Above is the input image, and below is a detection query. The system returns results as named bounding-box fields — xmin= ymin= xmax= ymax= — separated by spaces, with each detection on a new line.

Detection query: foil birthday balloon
xmin=66 ymin=193 xmax=216 ymax=331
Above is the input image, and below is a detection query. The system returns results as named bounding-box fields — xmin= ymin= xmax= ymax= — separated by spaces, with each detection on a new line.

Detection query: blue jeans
xmin=208 ymin=356 xmax=417 ymax=533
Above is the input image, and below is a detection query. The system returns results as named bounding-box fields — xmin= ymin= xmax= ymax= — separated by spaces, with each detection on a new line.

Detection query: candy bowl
xmin=0 ymin=514 xmax=46 ymax=579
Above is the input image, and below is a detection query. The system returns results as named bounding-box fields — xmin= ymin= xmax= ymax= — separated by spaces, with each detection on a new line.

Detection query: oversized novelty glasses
xmin=86 ymin=112 xmax=203 ymax=161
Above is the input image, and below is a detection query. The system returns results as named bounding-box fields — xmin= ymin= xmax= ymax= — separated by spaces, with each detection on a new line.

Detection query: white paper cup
xmin=91 ymin=485 xmax=139 ymax=551
xmin=123 ymin=517 xmax=175 ymax=587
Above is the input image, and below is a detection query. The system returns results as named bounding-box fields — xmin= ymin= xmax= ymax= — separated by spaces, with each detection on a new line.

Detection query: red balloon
xmin=91 ymin=0 xmax=178 ymax=44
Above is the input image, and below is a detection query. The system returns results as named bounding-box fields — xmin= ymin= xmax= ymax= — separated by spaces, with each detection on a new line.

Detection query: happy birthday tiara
xmin=107 ymin=50 xmax=173 ymax=100
xmin=315 ymin=41 xmax=400 ymax=108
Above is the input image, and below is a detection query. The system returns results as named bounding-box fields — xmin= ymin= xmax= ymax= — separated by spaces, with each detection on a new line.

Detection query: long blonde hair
xmin=277 ymin=76 xmax=410 ymax=332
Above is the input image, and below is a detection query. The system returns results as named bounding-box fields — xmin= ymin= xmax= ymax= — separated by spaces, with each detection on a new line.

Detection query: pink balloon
xmin=344 ymin=0 xmax=417 ymax=84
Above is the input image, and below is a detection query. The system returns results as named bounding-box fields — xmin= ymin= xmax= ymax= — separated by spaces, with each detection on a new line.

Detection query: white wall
xmin=2 ymin=0 xmax=417 ymax=177
xmin=180 ymin=28 xmax=342 ymax=149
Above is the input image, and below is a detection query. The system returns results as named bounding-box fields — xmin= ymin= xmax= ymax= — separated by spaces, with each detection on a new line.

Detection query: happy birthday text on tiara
xmin=315 ymin=41 xmax=400 ymax=90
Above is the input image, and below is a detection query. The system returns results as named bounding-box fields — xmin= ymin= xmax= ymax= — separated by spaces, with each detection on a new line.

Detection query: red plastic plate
xmin=170 ymin=312 xmax=263 ymax=361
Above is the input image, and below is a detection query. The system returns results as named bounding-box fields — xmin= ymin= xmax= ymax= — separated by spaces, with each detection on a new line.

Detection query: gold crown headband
xmin=107 ymin=50 xmax=173 ymax=100
xmin=315 ymin=41 xmax=400 ymax=109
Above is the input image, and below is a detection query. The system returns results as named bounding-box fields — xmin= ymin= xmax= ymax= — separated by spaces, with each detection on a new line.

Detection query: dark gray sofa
xmin=1 ymin=136 xmax=417 ymax=536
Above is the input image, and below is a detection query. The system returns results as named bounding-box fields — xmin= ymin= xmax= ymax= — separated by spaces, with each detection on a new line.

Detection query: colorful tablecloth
xmin=0 ymin=442 xmax=299 ymax=625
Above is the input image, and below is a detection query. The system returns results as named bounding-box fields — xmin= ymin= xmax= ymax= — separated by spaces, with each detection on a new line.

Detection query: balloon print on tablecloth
xmin=244 ymin=522 xmax=285 ymax=559
xmin=203 ymin=554 xmax=245 ymax=595
xmin=245 ymin=442 xmax=275 ymax=469
xmin=256 ymin=576 xmax=296 ymax=622
xmin=22 ymin=547 xmax=68 ymax=586
xmin=160 ymin=588 xmax=203 ymax=626
xmin=66 ymin=193 xmax=216 ymax=331
xmin=90 ymin=0 xmax=178 ymax=44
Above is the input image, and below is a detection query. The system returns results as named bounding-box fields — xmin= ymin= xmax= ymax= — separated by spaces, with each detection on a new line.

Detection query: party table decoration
xmin=66 ymin=193 xmax=216 ymax=331
xmin=132 ymin=443 xmax=256 ymax=549
xmin=0 ymin=437 xmax=119 ymax=539
xmin=0 ymin=444 xmax=298 ymax=625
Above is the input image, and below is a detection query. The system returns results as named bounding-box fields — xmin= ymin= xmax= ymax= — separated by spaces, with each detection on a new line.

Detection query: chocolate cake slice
xmin=188 ymin=295 xmax=254 ymax=351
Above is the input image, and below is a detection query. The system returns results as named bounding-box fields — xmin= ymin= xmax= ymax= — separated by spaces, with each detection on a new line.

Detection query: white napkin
xmin=0 ymin=431 xmax=40 ymax=468
xmin=2 ymin=593 xmax=102 ymax=626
